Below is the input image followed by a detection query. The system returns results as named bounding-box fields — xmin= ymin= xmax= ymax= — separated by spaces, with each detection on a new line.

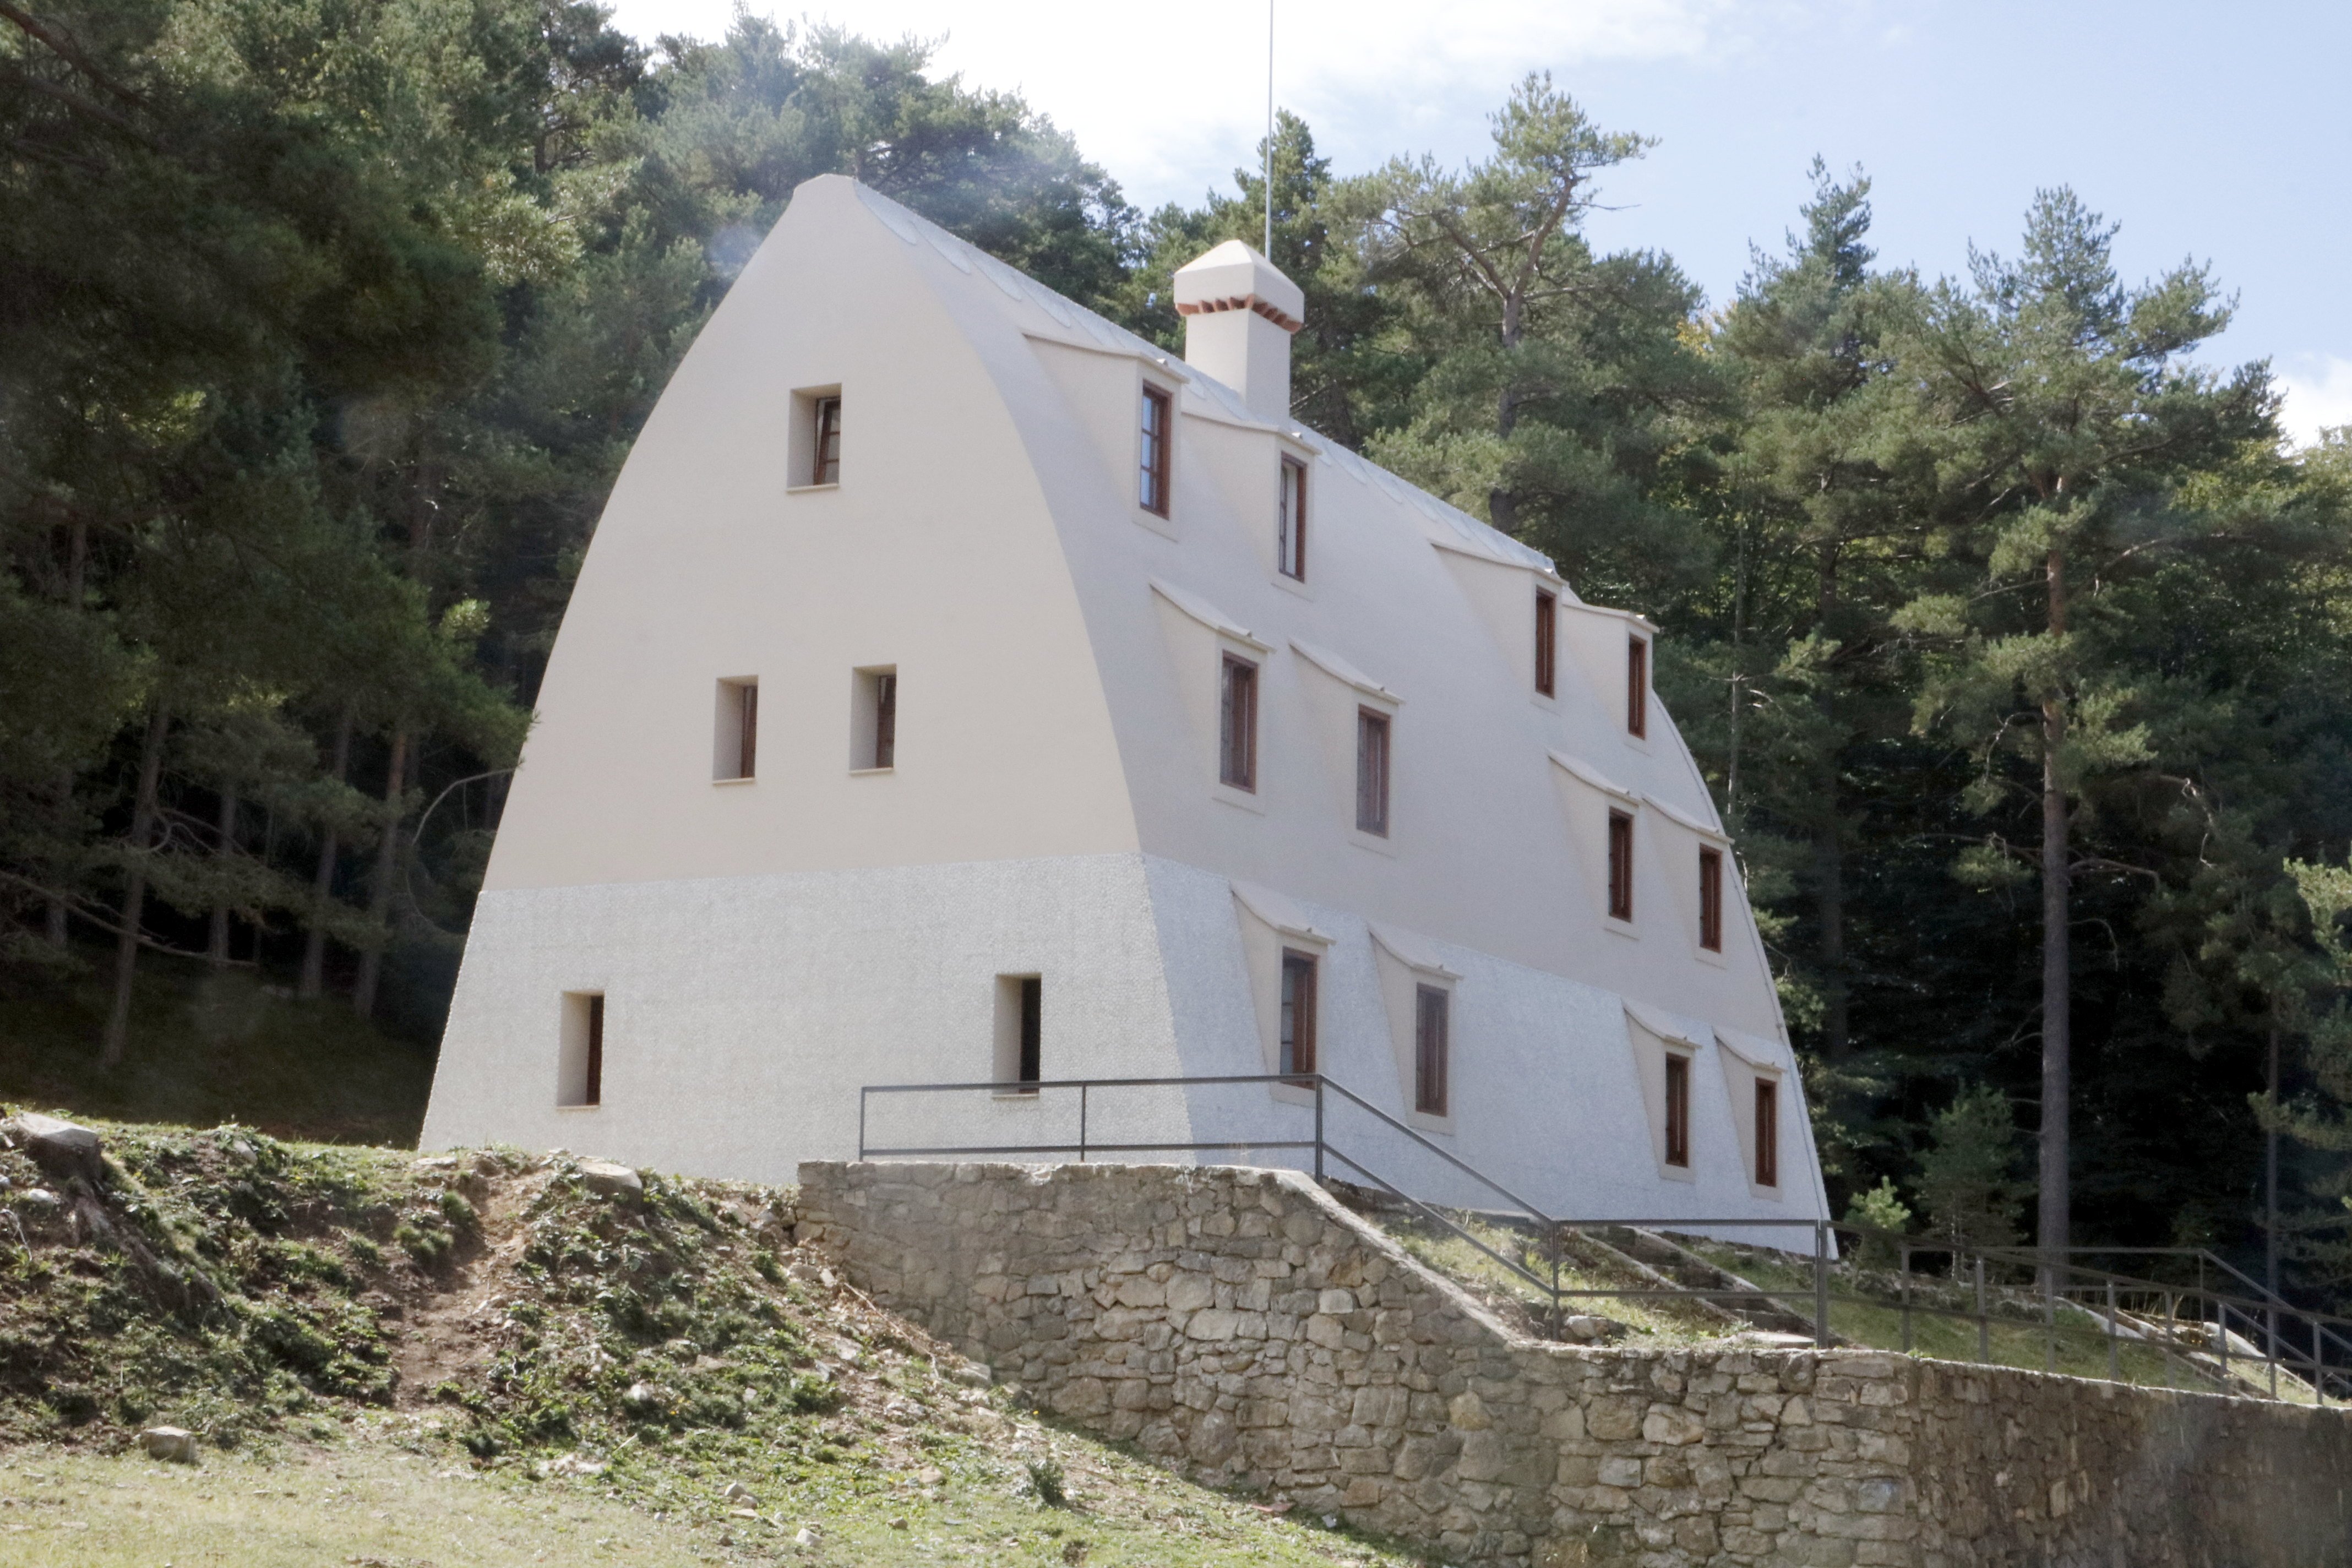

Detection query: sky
xmin=602 ymin=0 xmax=2352 ymax=444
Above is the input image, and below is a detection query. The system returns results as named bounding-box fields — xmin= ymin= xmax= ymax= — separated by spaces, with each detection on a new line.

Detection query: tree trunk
xmin=1816 ymin=825 xmax=1850 ymax=1060
xmin=100 ymin=701 xmax=169 ymax=1066
xmin=46 ymin=512 xmax=88 ymax=948
xmin=299 ymin=709 xmax=356 ymax=999
xmin=206 ymin=786 xmax=238 ymax=968
xmin=2038 ymin=546 xmax=2072 ymax=1282
xmin=351 ymin=725 xmax=410 ymax=1019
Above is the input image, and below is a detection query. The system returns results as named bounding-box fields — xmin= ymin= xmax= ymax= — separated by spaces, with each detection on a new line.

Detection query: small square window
xmin=1664 ymin=1051 xmax=1690 ymax=1167
xmin=1414 ymin=984 xmax=1449 ymax=1117
xmin=559 ymin=991 xmax=604 ymax=1107
xmin=1280 ymin=949 xmax=1318 ymax=1080
xmin=1140 ymin=384 xmax=1173 ymax=516
xmin=852 ymin=666 xmax=897 ymax=771
xmin=1534 ymin=589 xmax=1556 ymax=697
xmin=1355 ymin=707 xmax=1391 ymax=836
xmin=1608 ymin=809 xmax=1635 ymax=922
xmin=714 ymin=678 xmax=758 ymax=780
xmin=1278 ymin=456 xmax=1308 ymax=580
xmin=1627 ymin=635 xmax=1649 ymax=737
xmin=1219 ymin=655 xmax=1257 ymax=792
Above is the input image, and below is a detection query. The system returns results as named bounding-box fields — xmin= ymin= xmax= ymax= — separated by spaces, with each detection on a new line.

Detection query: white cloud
xmin=2277 ymin=355 xmax=2352 ymax=449
xmin=601 ymin=0 xmax=1752 ymax=209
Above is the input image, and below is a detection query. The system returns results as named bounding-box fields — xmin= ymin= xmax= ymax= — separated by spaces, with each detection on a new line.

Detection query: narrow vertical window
xmin=1698 ymin=845 xmax=1724 ymax=952
xmin=813 ymin=395 xmax=842 ymax=485
xmin=715 ymin=678 xmax=759 ymax=781
xmin=853 ymin=667 xmax=898 ymax=771
xmin=1140 ymin=384 xmax=1172 ymax=516
xmin=1414 ymin=984 xmax=1450 ymax=1116
xmin=1607 ymin=809 xmax=1635 ymax=922
xmin=560 ymin=990 xmax=605 ymax=1107
xmin=1534 ymin=589 xmax=1556 ymax=697
xmin=1280 ymin=949 xmax=1318 ymax=1079
xmin=1664 ymin=1052 xmax=1690 ymax=1167
xmin=1627 ymin=635 xmax=1649 ymax=737
xmin=1219 ymin=655 xmax=1257 ymax=791
xmin=1355 ymin=707 xmax=1391 ymax=836
xmin=1019 ymin=976 xmax=1043 ymax=1087
xmin=1755 ymin=1078 xmax=1779 ymax=1187
xmin=1277 ymin=456 xmax=1308 ymax=580
xmin=737 ymin=683 xmax=759 ymax=779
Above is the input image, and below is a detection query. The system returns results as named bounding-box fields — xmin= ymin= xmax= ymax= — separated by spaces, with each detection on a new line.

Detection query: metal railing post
xmin=1313 ymin=1076 xmax=1325 ymax=1183
xmin=1079 ymin=1083 xmax=1088 ymax=1163
xmin=858 ymin=1088 xmax=868 ymax=1160
xmin=1813 ymin=1221 xmax=1830 ymax=1349
xmin=2044 ymin=1267 xmax=2057 ymax=1374
xmin=2317 ymin=1320 xmax=2328 ymax=1408
xmin=2269 ymin=1302 xmax=2279 ymax=1401
xmin=1899 ymin=1244 xmax=1912 ymax=1354
xmin=2116 ymin=1278 xmax=2135 ymax=1382
xmin=2218 ymin=1297 xmax=2230 ymax=1388
xmin=1975 ymin=1255 xmax=1989 ymax=1365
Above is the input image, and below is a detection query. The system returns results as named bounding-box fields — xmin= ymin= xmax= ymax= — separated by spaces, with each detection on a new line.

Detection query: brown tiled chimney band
xmin=1174 ymin=294 xmax=1304 ymax=334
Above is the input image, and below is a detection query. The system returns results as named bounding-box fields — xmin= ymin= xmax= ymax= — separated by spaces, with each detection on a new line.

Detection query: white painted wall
xmin=425 ymin=175 xmax=1829 ymax=1234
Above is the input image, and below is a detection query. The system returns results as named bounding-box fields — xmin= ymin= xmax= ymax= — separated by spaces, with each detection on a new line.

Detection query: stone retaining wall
xmin=797 ymin=1159 xmax=2352 ymax=1567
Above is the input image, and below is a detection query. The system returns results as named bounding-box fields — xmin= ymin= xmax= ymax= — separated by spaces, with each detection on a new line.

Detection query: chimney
xmin=1172 ymin=241 xmax=1305 ymax=423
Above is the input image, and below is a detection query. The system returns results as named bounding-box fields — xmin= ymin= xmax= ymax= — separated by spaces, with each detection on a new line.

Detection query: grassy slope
xmin=0 ymin=1118 xmax=1428 ymax=1567
xmin=0 ymin=951 xmax=434 ymax=1147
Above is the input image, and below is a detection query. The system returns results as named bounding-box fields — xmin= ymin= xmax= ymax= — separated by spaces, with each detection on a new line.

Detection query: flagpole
xmin=1264 ymin=0 xmax=1275 ymax=256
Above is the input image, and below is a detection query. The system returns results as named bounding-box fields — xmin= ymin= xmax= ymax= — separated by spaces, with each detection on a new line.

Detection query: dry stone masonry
xmin=798 ymin=1159 xmax=2352 ymax=1567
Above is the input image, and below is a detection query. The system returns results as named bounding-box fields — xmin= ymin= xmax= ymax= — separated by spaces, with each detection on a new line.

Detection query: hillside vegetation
xmin=0 ymin=1115 xmax=1426 ymax=1566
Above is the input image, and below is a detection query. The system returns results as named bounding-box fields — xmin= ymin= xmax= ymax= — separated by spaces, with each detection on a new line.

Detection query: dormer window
xmin=1698 ymin=846 xmax=1724 ymax=952
xmin=1277 ymin=456 xmax=1308 ymax=580
xmin=1219 ymin=654 xmax=1257 ymax=791
xmin=1608 ymin=809 xmax=1635 ymax=922
xmin=1534 ymin=589 xmax=1556 ymax=696
xmin=1140 ymin=384 xmax=1173 ymax=516
xmin=1626 ymin=635 xmax=1648 ymax=737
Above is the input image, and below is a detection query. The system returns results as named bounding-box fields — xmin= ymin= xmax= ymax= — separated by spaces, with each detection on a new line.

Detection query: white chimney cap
xmin=1172 ymin=241 xmax=1305 ymax=334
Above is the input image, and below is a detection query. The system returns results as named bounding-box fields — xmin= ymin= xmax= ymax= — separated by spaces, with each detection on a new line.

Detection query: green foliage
xmin=1916 ymin=1088 xmax=2029 ymax=1251
xmin=1026 ymin=1451 xmax=1069 ymax=1507
xmin=1842 ymin=1179 xmax=1912 ymax=1268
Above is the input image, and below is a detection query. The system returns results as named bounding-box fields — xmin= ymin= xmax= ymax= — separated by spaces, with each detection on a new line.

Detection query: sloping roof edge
xmin=1625 ymin=999 xmax=1712 ymax=1052
xmin=1231 ymin=880 xmax=1334 ymax=944
xmin=1549 ymin=751 xmax=1641 ymax=805
xmin=1151 ymin=579 xmax=1271 ymax=651
xmin=1291 ymin=639 xmax=1402 ymax=704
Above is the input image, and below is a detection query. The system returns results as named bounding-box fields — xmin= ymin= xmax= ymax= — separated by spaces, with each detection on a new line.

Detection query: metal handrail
xmin=852 ymin=1072 xmax=2351 ymax=1403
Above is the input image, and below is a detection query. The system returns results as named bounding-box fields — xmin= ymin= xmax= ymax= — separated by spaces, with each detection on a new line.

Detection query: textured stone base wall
xmin=797 ymin=1160 xmax=2352 ymax=1567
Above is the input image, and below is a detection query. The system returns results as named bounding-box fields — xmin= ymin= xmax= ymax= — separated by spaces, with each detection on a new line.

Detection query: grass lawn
xmin=0 ymin=1428 xmax=1428 ymax=1568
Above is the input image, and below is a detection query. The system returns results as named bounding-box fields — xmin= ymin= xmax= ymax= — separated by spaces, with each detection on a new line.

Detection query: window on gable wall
xmin=1627 ymin=635 xmax=1649 ymax=737
xmin=1278 ymin=456 xmax=1308 ymax=580
xmin=1534 ymin=589 xmax=1556 ymax=696
xmin=1698 ymin=846 xmax=1724 ymax=952
xmin=1664 ymin=1052 xmax=1690 ymax=1167
xmin=1607 ymin=809 xmax=1635 ymax=922
xmin=1219 ymin=655 xmax=1258 ymax=791
xmin=715 ymin=678 xmax=758 ymax=780
xmin=1414 ymin=984 xmax=1449 ymax=1116
xmin=1140 ymin=384 xmax=1172 ymax=516
xmin=813 ymin=396 xmax=842 ymax=485
xmin=1755 ymin=1077 xmax=1778 ymax=1186
xmin=1355 ymin=708 xmax=1391 ymax=836
xmin=1280 ymin=949 xmax=1318 ymax=1080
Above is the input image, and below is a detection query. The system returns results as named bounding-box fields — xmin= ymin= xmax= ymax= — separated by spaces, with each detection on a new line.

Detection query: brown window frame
xmin=1627 ymin=635 xmax=1649 ymax=737
xmin=1219 ymin=654 xmax=1258 ymax=791
xmin=1277 ymin=455 xmax=1308 ymax=580
xmin=1534 ymin=589 xmax=1556 ymax=697
xmin=1607 ymin=809 xmax=1635 ymax=922
xmin=1698 ymin=845 xmax=1724 ymax=952
xmin=872 ymin=669 xmax=897 ymax=770
xmin=1355 ymin=706 xmax=1391 ymax=836
xmin=1140 ymin=384 xmax=1173 ymax=516
xmin=1280 ymin=948 xmax=1318 ymax=1080
xmin=1663 ymin=1051 xmax=1690 ymax=1167
xmin=1414 ymin=984 xmax=1450 ymax=1117
xmin=813 ymin=395 xmax=842 ymax=486
xmin=1755 ymin=1077 xmax=1778 ymax=1187
xmin=584 ymin=994 xmax=605 ymax=1107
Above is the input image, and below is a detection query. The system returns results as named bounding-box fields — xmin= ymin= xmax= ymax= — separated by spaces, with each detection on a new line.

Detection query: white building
xmin=421 ymin=175 xmax=1829 ymax=1233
